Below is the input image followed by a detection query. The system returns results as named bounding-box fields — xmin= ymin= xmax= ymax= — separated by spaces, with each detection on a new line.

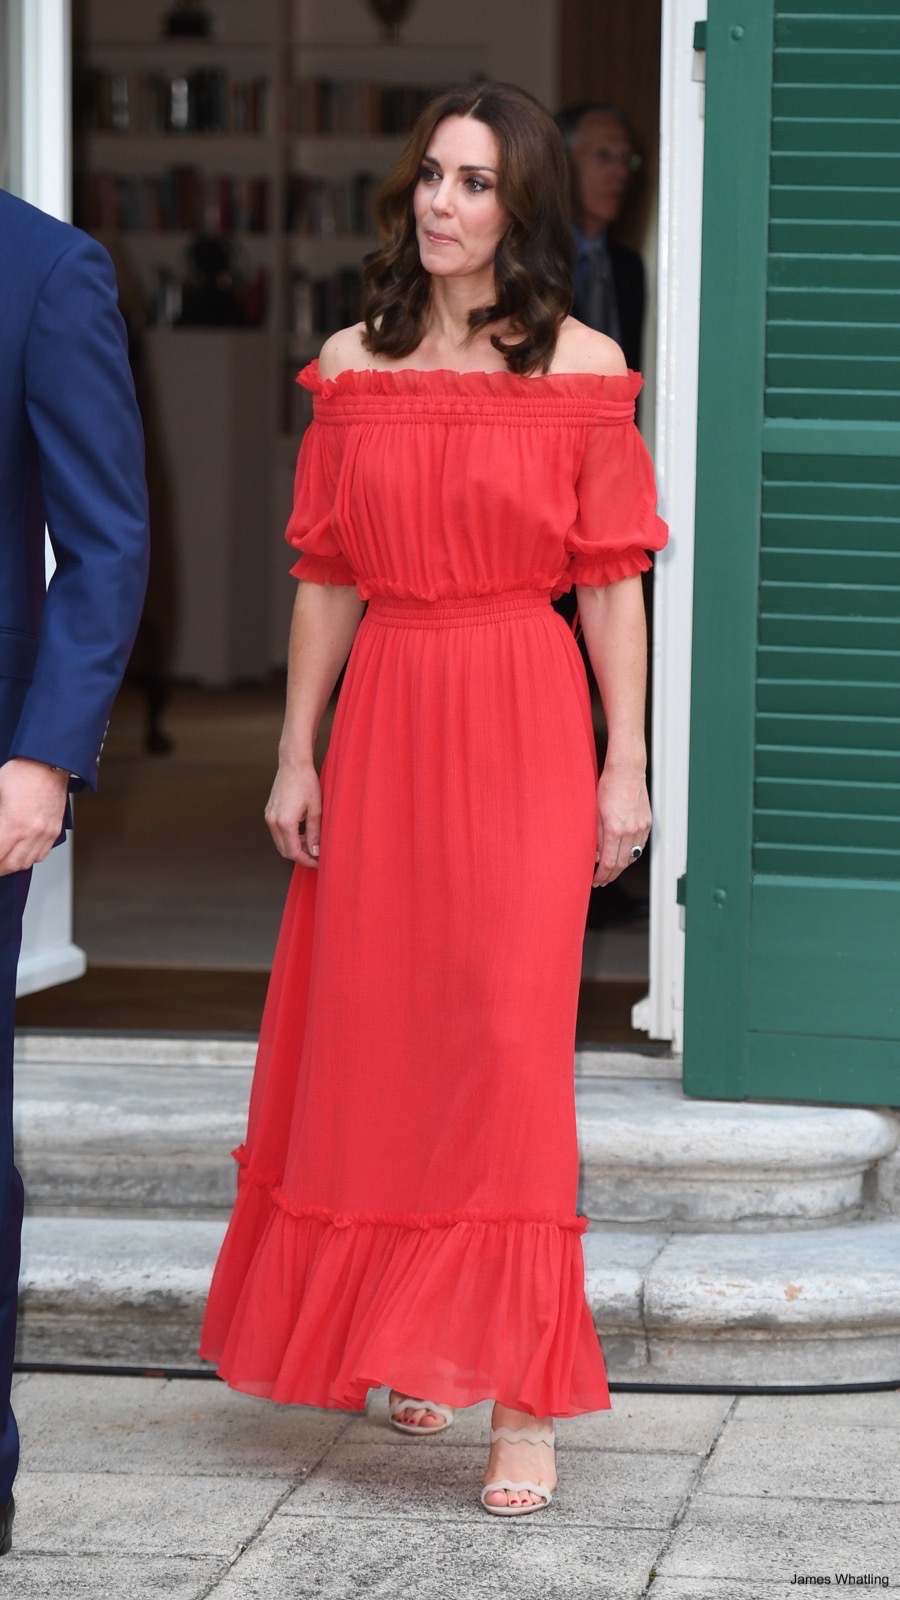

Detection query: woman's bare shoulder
xmin=550 ymin=318 xmax=628 ymax=377
xmin=317 ymin=323 xmax=372 ymax=380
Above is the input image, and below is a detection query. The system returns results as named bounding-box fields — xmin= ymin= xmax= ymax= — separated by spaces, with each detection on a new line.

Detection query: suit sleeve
xmin=11 ymin=230 xmax=150 ymax=789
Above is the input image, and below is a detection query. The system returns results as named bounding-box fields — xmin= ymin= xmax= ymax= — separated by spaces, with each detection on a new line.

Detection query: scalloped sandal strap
xmin=488 ymin=1424 xmax=555 ymax=1446
xmin=389 ymin=1396 xmax=454 ymax=1424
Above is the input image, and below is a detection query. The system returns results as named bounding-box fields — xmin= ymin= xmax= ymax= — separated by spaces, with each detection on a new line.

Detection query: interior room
xmin=17 ymin=0 xmax=664 ymax=1040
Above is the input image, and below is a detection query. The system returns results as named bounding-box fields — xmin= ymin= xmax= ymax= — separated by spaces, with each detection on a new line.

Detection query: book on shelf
xmin=75 ymin=169 xmax=271 ymax=233
xmin=285 ymin=171 xmax=379 ymax=236
xmin=75 ymin=66 xmax=271 ymax=136
xmin=290 ymin=79 xmax=448 ymax=138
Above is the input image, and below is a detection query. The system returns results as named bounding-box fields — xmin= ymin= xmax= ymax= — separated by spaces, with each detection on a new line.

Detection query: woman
xmin=200 ymin=80 xmax=667 ymax=1517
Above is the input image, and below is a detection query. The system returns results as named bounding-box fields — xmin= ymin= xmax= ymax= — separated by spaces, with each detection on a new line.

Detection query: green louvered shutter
xmin=682 ymin=0 xmax=900 ymax=1105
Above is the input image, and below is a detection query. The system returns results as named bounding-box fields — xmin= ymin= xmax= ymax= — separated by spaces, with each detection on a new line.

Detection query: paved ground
xmin=2 ymin=1374 xmax=897 ymax=1598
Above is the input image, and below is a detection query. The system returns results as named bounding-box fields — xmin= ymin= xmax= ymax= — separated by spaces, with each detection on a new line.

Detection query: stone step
xmin=577 ymin=1078 xmax=899 ymax=1231
xmin=14 ymin=1035 xmax=899 ymax=1229
xmin=17 ymin=1213 xmax=900 ymax=1386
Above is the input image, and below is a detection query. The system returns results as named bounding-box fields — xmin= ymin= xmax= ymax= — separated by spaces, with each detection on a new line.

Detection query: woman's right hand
xmin=265 ymin=758 xmax=322 ymax=867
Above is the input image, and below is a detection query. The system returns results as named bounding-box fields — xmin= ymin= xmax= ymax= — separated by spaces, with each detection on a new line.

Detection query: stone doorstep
xmin=14 ymin=1055 xmax=900 ymax=1229
xmin=15 ymin=1214 xmax=900 ymax=1386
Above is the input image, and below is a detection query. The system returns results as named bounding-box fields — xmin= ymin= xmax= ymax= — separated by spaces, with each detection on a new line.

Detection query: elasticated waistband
xmin=364 ymin=589 xmax=552 ymax=630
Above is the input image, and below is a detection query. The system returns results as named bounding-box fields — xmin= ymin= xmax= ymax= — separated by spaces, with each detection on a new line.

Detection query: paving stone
xmin=657 ymin=1493 xmax=899 ymax=1584
xmin=0 ymin=1555 xmax=223 ymax=1599
xmin=9 ymin=1470 xmax=290 ymax=1557
xmin=277 ymin=1438 xmax=699 ymax=1528
xmin=647 ymin=1584 xmax=805 ymax=1598
xmin=732 ymin=1390 xmax=900 ymax=1429
xmin=14 ymin=1373 xmax=351 ymax=1478
xmin=353 ymin=1385 xmax=732 ymax=1455
xmin=701 ymin=1419 xmax=900 ymax=1503
xmin=205 ymin=1511 xmax=665 ymax=1600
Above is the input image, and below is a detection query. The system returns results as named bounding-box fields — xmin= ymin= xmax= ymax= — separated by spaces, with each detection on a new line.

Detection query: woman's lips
xmin=424 ymin=230 xmax=457 ymax=244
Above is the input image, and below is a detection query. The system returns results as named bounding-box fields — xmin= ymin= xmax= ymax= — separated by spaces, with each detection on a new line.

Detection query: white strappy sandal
xmin=388 ymin=1392 xmax=455 ymax=1436
xmin=480 ymin=1422 xmax=556 ymax=1515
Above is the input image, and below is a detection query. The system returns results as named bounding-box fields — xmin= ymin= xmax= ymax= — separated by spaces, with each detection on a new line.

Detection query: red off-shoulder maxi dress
xmin=199 ymin=360 xmax=668 ymax=1418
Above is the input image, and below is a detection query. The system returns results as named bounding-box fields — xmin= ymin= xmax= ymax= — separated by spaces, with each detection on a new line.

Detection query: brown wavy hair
xmin=361 ymin=81 xmax=575 ymax=377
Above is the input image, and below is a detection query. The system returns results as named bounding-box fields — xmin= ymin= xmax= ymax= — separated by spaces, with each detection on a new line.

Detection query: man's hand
xmin=0 ymin=759 xmax=70 ymax=877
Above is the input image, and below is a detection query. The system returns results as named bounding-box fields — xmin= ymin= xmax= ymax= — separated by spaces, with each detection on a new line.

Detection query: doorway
xmin=17 ymin=0 xmax=669 ymax=1044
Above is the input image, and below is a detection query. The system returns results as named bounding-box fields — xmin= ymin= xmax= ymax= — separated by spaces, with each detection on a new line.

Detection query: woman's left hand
xmin=592 ymin=768 xmax=652 ymax=888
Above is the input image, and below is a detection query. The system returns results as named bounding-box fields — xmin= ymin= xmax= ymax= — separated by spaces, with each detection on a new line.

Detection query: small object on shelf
xmin=365 ymin=0 xmax=416 ymax=44
xmin=163 ymin=2 xmax=212 ymax=38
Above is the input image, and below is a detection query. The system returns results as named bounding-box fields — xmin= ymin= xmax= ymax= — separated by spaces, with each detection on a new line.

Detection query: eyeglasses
xmin=587 ymin=148 xmax=642 ymax=173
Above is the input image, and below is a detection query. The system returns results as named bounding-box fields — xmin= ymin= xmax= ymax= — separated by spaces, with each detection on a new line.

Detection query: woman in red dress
xmin=199 ymin=80 xmax=667 ymax=1517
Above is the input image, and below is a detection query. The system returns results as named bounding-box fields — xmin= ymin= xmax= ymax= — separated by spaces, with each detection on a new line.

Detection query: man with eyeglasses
xmin=555 ymin=102 xmax=644 ymax=374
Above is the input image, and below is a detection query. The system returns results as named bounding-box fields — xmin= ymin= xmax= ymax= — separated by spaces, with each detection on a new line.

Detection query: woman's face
xmin=413 ymin=115 xmax=509 ymax=281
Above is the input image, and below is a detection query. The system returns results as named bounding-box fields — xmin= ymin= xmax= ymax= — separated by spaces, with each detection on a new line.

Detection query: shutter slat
xmin=762 ymin=515 xmax=900 ymax=551
xmin=755 ymin=810 xmax=900 ymax=849
xmin=760 ymin=582 xmax=900 ymax=619
xmin=759 ymin=645 xmax=900 ymax=683
xmin=773 ymin=52 xmax=900 ymax=86
xmin=767 ymin=356 xmax=900 ymax=394
xmin=753 ymin=842 xmax=900 ymax=879
xmin=769 ymin=256 xmax=900 ymax=291
xmin=772 ymin=116 xmax=900 ymax=154
xmin=756 ymin=746 xmax=900 ymax=783
xmin=771 ymin=154 xmax=896 ymax=185
xmin=761 ymin=548 xmax=900 ymax=582
xmin=772 ymin=86 xmax=900 ymax=119
xmin=767 ymin=324 xmax=900 ymax=357
xmin=770 ymin=187 xmax=900 ymax=223
xmin=758 ymin=681 xmax=899 ymax=717
xmin=757 ymin=713 xmax=900 ymax=752
xmin=771 ymin=220 xmax=900 ymax=252
xmin=757 ymin=777 xmax=900 ymax=816
xmin=767 ymin=287 xmax=899 ymax=323
xmin=759 ymin=617 xmax=900 ymax=651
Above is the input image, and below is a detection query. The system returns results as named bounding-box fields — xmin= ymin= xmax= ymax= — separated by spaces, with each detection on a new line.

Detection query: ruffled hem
xmin=200 ymin=1162 xmax=610 ymax=1418
xmin=297 ymin=356 xmax=642 ymax=414
xmin=290 ymin=550 xmax=357 ymax=586
xmin=567 ymin=547 xmax=655 ymax=589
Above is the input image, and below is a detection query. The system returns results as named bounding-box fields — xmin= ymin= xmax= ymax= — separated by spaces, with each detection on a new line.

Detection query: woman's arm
xmin=576 ymin=575 xmax=652 ymax=888
xmin=265 ymin=579 xmax=365 ymax=866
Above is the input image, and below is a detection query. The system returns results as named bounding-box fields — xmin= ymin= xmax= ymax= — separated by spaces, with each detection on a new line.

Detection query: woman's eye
xmin=465 ymin=177 xmax=488 ymax=192
xmin=419 ymin=167 xmax=439 ymax=183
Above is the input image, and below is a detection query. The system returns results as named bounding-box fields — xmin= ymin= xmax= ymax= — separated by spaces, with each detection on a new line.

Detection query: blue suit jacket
xmin=0 ymin=188 xmax=149 ymax=792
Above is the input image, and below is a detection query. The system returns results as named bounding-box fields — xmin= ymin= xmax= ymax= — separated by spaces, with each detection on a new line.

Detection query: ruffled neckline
xmin=297 ymin=356 xmax=643 ymax=401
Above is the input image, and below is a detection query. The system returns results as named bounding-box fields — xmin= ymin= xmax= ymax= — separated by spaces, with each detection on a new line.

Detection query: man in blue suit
xmin=0 ymin=187 xmax=150 ymax=1553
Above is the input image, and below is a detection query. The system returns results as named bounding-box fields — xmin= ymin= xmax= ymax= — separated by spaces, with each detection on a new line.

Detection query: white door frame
xmin=12 ymin=0 xmax=86 ymax=995
xmin=631 ymin=0 xmax=707 ymax=1046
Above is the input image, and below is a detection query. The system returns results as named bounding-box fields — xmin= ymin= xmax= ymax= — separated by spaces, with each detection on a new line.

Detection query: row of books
xmin=289 ymin=79 xmax=443 ymax=137
xmin=288 ymin=267 xmax=364 ymax=343
xmin=75 ymin=68 xmax=271 ymax=135
xmin=76 ymin=169 xmax=271 ymax=233
xmin=285 ymin=172 xmax=379 ymax=237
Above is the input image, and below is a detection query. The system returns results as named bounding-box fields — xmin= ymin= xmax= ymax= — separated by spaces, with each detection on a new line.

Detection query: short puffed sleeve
xmin=285 ymin=415 xmax=357 ymax=587
xmin=564 ymin=414 xmax=668 ymax=588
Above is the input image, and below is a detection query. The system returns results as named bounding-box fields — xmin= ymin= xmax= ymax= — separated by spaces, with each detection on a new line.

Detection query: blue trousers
xmin=0 ymin=869 xmax=31 ymax=1504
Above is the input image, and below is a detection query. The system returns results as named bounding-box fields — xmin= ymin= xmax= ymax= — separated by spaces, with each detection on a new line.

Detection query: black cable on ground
xmin=12 ymin=1361 xmax=900 ymax=1396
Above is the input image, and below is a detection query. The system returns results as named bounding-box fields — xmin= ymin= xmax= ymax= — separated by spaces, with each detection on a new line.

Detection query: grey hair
xmin=554 ymin=101 xmax=638 ymax=154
